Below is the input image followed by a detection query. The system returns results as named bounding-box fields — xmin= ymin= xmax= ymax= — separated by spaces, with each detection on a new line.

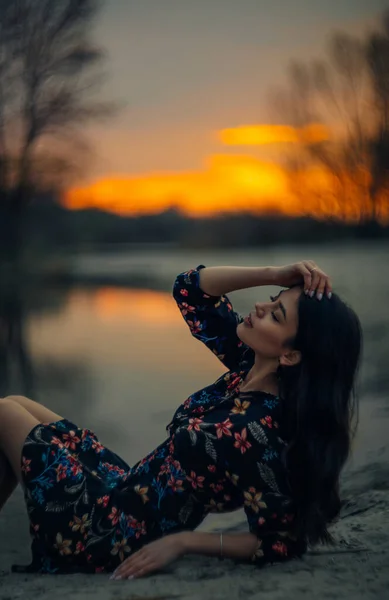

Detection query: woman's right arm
xmin=198 ymin=266 xmax=277 ymax=297
xmin=174 ymin=265 xmax=272 ymax=371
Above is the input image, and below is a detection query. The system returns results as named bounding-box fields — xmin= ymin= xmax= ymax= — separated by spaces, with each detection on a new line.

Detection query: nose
xmin=254 ymin=302 xmax=266 ymax=318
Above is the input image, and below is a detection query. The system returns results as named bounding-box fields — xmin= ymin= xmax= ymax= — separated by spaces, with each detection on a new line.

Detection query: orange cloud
xmin=219 ymin=124 xmax=330 ymax=146
xmin=64 ymin=154 xmax=297 ymax=217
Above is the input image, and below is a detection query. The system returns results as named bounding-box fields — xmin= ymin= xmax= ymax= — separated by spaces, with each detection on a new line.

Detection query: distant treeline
xmin=22 ymin=197 xmax=389 ymax=252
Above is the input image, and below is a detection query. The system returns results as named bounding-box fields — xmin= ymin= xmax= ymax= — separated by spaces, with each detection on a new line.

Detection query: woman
xmin=0 ymin=260 xmax=362 ymax=580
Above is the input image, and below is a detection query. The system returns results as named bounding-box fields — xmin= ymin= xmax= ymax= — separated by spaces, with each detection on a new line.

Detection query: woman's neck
xmin=239 ymin=361 xmax=279 ymax=396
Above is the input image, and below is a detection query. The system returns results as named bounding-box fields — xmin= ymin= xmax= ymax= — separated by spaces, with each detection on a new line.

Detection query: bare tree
xmin=0 ymin=0 xmax=112 ymax=260
xmin=367 ymin=15 xmax=389 ymax=222
xmin=270 ymin=22 xmax=389 ymax=224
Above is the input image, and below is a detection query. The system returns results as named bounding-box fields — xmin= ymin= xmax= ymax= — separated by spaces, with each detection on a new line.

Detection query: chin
xmin=236 ymin=322 xmax=253 ymax=347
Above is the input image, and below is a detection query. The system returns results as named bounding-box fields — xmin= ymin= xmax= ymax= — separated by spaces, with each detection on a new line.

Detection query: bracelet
xmin=219 ymin=532 xmax=224 ymax=560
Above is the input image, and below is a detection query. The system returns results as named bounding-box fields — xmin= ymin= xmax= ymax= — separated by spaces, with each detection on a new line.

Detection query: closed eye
xmin=270 ymin=296 xmax=280 ymax=323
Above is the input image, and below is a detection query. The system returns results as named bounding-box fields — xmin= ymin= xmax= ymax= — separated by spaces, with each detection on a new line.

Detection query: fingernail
xmin=128 ymin=575 xmax=134 ymax=580
xmin=328 ymin=292 xmax=332 ymax=299
xmin=114 ymin=575 xmax=122 ymax=580
xmin=317 ymin=293 xmax=323 ymax=301
xmin=305 ymin=289 xmax=309 ymax=295
xmin=309 ymin=290 xmax=314 ymax=298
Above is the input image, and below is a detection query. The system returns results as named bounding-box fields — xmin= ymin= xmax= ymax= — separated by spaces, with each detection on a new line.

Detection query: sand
xmin=0 ymin=454 xmax=388 ymax=600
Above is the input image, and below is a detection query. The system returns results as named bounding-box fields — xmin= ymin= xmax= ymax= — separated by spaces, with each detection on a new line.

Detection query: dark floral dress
xmin=14 ymin=265 xmax=306 ymax=575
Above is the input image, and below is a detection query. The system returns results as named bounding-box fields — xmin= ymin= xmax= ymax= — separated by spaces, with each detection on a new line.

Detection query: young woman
xmin=0 ymin=260 xmax=362 ymax=579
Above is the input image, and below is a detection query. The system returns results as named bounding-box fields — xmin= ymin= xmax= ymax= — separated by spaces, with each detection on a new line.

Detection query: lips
xmin=244 ymin=314 xmax=253 ymax=328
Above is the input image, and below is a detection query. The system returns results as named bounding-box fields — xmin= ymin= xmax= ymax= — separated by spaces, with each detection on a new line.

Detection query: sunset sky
xmin=65 ymin=0 xmax=386 ymax=218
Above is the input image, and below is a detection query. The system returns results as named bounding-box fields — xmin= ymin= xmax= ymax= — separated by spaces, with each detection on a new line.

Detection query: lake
xmin=3 ymin=241 xmax=389 ymax=530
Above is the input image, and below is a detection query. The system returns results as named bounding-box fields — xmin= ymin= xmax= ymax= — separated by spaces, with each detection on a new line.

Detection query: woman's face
xmin=237 ymin=287 xmax=302 ymax=359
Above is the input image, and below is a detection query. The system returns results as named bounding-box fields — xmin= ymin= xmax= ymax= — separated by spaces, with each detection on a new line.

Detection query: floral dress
xmin=14 ymin=265 xmax=306 ymax=575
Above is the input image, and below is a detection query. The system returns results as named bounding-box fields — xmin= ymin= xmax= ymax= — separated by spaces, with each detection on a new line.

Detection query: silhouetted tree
xmin=367 ymin=14 xmax=389 ymax=222
xmin=0 ymin=0 xmax=112 ymax=261
xmin=271 ymin=13 xmax=389 ymax=224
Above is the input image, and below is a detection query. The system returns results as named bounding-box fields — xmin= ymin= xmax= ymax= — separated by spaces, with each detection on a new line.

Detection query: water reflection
xmin=1 ymin=246 xmax=388 ymax=480
xmin=0 ymin=279 xmax=34 ymax=397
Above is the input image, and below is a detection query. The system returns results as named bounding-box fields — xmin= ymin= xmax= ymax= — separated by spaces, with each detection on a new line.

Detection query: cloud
xmin=63 ymin=154 xmax=295 ymax=217
xmin=219 ymin=124 xmax=330 ymax=146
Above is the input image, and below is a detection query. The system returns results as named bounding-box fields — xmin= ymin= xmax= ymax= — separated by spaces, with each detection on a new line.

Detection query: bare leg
xmin=0 ymin=396 xmax=65 ymax=511
xmin=6 ymin=395 xmax=64 ymax=425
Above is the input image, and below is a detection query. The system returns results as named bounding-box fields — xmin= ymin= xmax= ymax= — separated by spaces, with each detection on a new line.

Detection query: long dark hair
xmin=277 ymin=290 xmax=363 ymax=547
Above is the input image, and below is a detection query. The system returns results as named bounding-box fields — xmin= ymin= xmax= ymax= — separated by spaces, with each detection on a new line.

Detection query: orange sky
xmin=64 ymin=124 xmax=336 ymax=218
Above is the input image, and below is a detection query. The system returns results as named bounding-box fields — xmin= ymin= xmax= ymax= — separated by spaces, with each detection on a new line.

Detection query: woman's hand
xmin=110 ymin=532 xmax=187 ymax=581
xmin=272 ymin=261 xmax=332 ymax=300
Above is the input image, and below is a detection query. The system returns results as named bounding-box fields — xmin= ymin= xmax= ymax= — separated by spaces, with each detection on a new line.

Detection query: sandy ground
xmin=0 ymin=455 xmax=388 ymax=600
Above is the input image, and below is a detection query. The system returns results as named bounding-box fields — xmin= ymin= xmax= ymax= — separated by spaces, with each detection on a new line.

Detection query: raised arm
xmin=173 ymin=265 xmax=276 ymax=371
xmin=198 ymin=265 xmax=277 ymax=296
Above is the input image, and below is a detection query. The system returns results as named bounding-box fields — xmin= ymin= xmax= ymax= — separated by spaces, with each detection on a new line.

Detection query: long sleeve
xmin=173 ymin=266 xmax=249 ymax=371
xmin=221 ymin=411 xmax=307 ymax=566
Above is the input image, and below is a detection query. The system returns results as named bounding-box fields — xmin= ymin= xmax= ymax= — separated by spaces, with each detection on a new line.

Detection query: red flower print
xmin=97 ymin=495 xmax=110 ymax=508
xmin=183 ymin=398 xmax=191 ymax=409
xmin=114 ymin=467 xmax=126 ymax=476
xmin=258 ymin=517 xmax=266 ymax=526
xmin=186 ymin=471 xmax=205 ymax=489
xmin=159 ymin=463 xmax=169 ymax=475
xmin=187 ymin=319 xmax=201 ymax=334
xmin=108 ymin=506 xmax=120 ymax=526
xmin=51 ymin=436 xmax=64 ymax=448
xmin=207 ymin=465 xmax=217 ymax=473
xmin=215 ymin=418 xmax=233 ymax=439
xmin=260 ymin=416 xmax=273 ymax=428
xmin=56 ymin=464 xmax=67 ymax=482
xmin=70 ymin=463 xmax=82 ymax=477
xmin=168 ymin=476 xmax=184 ymax=492
xmin=233 ymin=428 xmax=252 ymax=454
xmin=62 ymin=431 xmax=81 ymax=450
xmin=227 ymin=376 xmax=241 ymax=390
xmin=188 ymin=417 xmax=203 ymax=432
xmin=180 ymin=302 xmax=195 ymax=316
xmin=21 ymin=457 xmax=32 ymax=474
xmin=180 ymin=289 xmax=189 ymax=297
xmin=92 ymin=440 xmax=104 ymax=453
xmin=272 ymin=541 xmax=288 ymax=556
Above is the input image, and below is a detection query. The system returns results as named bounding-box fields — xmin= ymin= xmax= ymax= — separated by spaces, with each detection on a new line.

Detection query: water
xmin=3 ymin=241 xmax=389 ymax=529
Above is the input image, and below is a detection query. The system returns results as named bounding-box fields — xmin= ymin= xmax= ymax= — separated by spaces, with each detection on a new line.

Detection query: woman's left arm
xmin=180 ymin=530 xmax=258 ymax=560
xmin=110 ymin=531 xmax=258 ymax=580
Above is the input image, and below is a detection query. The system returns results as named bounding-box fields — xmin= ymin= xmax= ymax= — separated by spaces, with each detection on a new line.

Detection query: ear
xmin=279 ymin=350 xmax=302 ymax=367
